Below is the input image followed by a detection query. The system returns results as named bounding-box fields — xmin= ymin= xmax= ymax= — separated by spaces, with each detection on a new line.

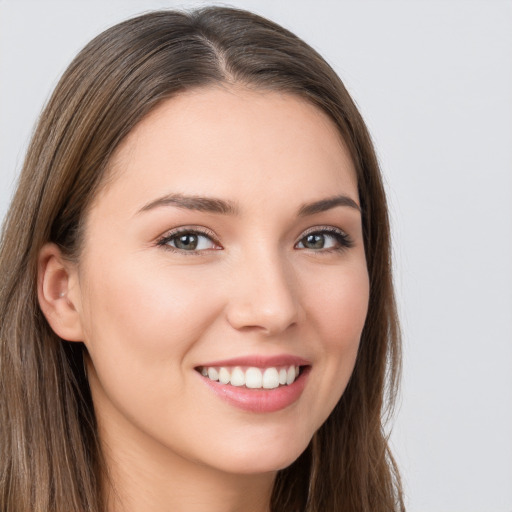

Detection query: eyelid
xmin=299 ymin=225 xmax=347 ymax=237
xmin=156 ymin=226 xmax=222 ymax=253
xmin=298 ymin=225 xmax=350 ymax=239
xmin=155 ymin=224 xmax=353 ymax=254
xmin=295 ymin=225 xmax=354 ymax=250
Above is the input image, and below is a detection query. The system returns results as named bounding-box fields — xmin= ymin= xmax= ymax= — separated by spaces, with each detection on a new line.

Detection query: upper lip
xmin=197 ymin=354 xmax=311 ymax=368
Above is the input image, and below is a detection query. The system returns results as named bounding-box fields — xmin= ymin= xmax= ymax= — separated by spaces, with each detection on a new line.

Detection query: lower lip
xmin=198 ymin=367 xmax=311 ymax=413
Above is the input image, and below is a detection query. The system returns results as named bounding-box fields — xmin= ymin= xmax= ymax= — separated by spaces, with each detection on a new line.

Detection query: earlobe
xmin=37 ymin=243 xmax=84 ymax=342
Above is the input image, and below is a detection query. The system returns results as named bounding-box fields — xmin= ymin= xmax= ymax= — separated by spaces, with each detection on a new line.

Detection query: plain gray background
xmin=1 ymin=1 xmax=511 ymax=510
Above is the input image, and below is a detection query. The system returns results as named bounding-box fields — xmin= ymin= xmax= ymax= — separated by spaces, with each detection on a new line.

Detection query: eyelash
xmin=156 ymin=227 xmax=220 ymax=255
xmin=156 ymin=226 xmax=354 ymax=255
xmin=297 ymin=226 xmax=354 ymax=253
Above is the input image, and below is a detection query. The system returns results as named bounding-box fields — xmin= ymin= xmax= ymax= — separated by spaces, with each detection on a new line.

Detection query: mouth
xmin=194 ymin=358 xmax=311 ymax=413
xmin=195 ymin=364 xmax=305 ymax=389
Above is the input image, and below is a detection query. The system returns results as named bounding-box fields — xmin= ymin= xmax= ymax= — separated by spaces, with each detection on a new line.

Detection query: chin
xmin=204 ymin=436 xmax=310 ymax=476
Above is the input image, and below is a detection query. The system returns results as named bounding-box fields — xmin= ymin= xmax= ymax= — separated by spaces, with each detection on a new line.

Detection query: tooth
xmin=203 ymin=364 xmax=300 ymax=388
xmin=286 ymin=366 xmax=295 ymax=385
xmin=245 ymin=367 xmax=263 ymax=389
xmin=230 ymin=367 xmax=245 ymax=387
xmin=262 ymin=368 xmax=279 ymax=389
xmin=207 ymin=367 xmax=219 ymax=381
xmin=218 ymin=367 xmax=230 ymax=384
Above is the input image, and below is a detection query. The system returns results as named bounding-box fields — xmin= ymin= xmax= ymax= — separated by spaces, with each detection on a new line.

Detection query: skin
xmin=38 ymin=86 xmax=369 ymax=512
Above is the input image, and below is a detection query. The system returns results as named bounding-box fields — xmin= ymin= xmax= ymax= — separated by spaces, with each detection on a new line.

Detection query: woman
xmin=0 ymin=6 xmax=403 ymax=512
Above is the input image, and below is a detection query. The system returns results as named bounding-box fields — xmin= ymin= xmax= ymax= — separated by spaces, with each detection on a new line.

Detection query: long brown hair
xmin=0 ymin=7 xmax=403 ymax=511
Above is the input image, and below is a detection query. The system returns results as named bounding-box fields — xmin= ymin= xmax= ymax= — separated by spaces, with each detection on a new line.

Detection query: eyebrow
xmin=137 ymin=193 xmax=360 ymax=216
xmin=298 ymin=195 xmax=361 ymax=216
xmin=137 ymin=193 xmax=239 ymax=215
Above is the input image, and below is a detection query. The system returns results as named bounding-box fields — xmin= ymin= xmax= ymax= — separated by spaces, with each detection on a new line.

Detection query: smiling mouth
xmin=196 ymin=365 xmax=305 ymax=389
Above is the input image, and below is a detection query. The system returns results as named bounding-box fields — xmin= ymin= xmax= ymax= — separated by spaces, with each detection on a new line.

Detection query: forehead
xmin=93 ymin=86 xmax=358 ymax=217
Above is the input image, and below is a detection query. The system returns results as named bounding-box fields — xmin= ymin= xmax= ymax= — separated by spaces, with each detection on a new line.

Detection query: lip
xmin=196 ymin=356 xmax=311 ymax=413
xmin=197 ymin=354 xmax=311 ymax=368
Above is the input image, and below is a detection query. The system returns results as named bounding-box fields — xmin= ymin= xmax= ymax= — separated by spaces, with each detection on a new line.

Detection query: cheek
xmin=78 ymin=256 xmax=229 ymax=446
xmin=301 ymin=259 xmax=369 ymax=411
xmin=79 ymin=256 xmax=222 ymax=377
xmin=307 ymin=259 xmax=369 ymax=347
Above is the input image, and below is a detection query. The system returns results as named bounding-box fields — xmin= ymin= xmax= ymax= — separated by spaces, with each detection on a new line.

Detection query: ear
xmin=37 ymin=243 xmax=84 ymax=342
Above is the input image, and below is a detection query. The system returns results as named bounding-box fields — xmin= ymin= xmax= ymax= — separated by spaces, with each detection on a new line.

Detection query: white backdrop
xmin=1 ymin=1 xmax=511 ymax=510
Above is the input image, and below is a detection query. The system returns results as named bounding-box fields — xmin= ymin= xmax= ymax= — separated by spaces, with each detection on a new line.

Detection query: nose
xmin=225 ymin=248 xmax=299 ymax=336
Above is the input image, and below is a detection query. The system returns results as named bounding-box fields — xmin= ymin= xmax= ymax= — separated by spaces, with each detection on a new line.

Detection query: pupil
xmin=176 ymin=234 xmax=198 ymax=250
xmin=306 ymin=233 xmax=324 ymax=249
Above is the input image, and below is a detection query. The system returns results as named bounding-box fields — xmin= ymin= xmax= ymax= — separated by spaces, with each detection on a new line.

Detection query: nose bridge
xmin=226 ymin=242 xmax=299 ymax=335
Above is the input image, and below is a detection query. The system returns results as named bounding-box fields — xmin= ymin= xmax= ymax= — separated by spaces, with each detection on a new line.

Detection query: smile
xmin=195 ymin=357 xmax=311 ymax=413
xmin=198 ymin=365 xmax=300 ymax=389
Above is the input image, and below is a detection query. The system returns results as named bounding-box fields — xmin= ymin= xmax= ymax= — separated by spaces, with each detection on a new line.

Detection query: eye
xmin=157 ymin=228 xmax=220 ymax=253
xmin=295 ymin=227 xmax=353 ymax=252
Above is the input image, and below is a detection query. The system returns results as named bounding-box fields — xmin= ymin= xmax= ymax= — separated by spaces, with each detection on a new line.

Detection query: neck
xmin=100 ymin=420 xmax=275 ymax=512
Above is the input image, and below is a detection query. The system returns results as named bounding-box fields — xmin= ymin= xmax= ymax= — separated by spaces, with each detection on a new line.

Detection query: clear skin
xmin=38 ymin=86 xmax=369 ymax=512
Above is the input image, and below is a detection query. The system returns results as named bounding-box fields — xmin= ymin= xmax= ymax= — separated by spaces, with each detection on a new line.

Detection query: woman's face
xmin=72 ymin=86 xmax=369 ymax=475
